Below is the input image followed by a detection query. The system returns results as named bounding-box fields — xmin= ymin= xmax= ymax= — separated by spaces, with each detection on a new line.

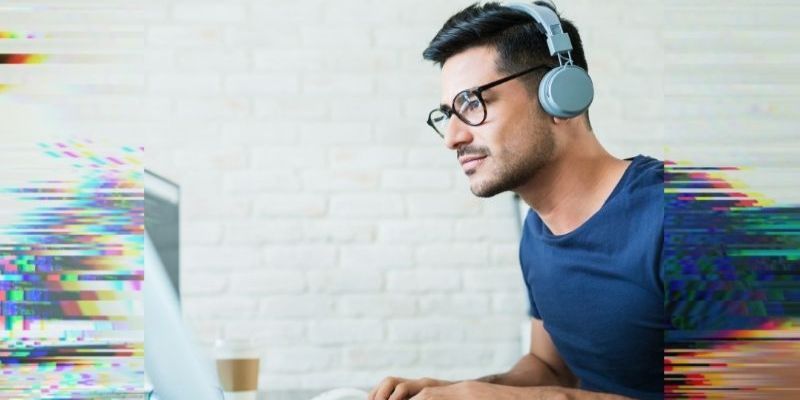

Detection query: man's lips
xmin=459 ymin=155 xmax=487 ymax=171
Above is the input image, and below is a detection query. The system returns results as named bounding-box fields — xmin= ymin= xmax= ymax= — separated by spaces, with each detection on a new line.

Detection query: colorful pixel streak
xmin=0 ymin=141 xmax=144 ymax=398
xmin=664 ymin=162 xmax=800 ymax=398
xmin=0 ymin=31 xmax=47 ymax=93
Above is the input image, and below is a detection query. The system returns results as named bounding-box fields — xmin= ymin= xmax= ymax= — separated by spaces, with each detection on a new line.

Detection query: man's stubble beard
xmin=469 ymin=122 xmax=555 ymax=198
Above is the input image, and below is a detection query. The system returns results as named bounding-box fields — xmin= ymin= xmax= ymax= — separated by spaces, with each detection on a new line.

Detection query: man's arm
xmin=409 ymin=381 xmax=634 ymax=400
xmin=369 ymin=319 xmax=578 ymax=400
xmin=474 ymin=318 xmax=578 ymax=387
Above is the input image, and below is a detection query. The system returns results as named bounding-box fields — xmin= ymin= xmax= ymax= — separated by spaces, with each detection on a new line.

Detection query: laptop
xmin=145 ymin=230 xmax=222 ymax=400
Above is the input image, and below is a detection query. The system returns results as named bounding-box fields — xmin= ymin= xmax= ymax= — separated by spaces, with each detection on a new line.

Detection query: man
xmin=369 ymin=2 xmax=667 ymax=400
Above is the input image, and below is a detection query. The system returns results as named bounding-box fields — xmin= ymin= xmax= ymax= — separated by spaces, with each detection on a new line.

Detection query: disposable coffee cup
xmin=214 ymin=339 xmax=260 ymax=400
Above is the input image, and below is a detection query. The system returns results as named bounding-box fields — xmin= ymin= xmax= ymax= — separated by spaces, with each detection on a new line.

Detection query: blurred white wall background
xmin=1 ymin=0 xmax=797 ymax=393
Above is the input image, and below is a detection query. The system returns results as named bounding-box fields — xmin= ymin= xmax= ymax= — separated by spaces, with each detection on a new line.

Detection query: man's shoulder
xmin=620 ymin=155 xmax=664 ymax=202
xmin=627 ymin=154 xmax=664 ymax=187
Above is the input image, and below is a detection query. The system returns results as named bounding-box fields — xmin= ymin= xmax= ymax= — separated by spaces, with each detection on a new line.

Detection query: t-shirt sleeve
xmin=523 ymin=273 xmax=542 ymax=319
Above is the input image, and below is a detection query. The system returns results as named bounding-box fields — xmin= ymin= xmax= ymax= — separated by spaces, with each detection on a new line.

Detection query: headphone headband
xmin=504 ymin=2 xmax=573 ymax=57
xmin=500 ymin=1 xmax=594 ymax=118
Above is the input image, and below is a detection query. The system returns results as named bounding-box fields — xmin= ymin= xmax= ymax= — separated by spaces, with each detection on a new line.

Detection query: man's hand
xmin=368 ymin=376 xmax=452 ymax=400
xmin=406 ymin=381 xmax=562 ymax=400
xmin=407 ymin=381 xmax=633 ymax=400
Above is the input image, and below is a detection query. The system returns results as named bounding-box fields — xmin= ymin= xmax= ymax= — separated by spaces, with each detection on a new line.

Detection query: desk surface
xmin=261 ymin=389 xmax=365 ymax=400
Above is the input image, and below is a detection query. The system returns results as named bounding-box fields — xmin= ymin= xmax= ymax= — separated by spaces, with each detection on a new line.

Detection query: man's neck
xmin=515 ymin=139 xmax=631 ymax=236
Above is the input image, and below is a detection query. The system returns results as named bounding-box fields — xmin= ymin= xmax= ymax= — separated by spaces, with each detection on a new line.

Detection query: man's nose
xmin=443 ymin=118 xmax=474 ymax=150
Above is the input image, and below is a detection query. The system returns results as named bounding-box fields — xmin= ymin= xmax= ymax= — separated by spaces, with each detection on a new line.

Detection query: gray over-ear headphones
xmin=503 ymin=1 xmax=594 ymax=118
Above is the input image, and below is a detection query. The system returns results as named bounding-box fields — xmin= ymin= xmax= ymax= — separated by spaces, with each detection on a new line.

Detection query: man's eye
xmin=460 ymin=100 xmax=480 ymax=113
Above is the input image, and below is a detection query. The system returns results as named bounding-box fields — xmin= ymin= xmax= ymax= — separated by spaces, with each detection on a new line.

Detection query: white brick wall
xmin=4 ymin=0 xmax=797 ymax=394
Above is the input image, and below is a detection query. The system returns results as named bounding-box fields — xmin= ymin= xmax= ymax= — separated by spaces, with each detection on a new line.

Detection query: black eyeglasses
xmin=426 ymin=64 xmax=550 ymax=138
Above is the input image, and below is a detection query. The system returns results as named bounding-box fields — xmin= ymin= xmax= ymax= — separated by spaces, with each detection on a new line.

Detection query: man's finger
xmin=387 ymin=383 xmax=409 ymax=400
xmin=375 ymin=381 xmax=399 ymax=400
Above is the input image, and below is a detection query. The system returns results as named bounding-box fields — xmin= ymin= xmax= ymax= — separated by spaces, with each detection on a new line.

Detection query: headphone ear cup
xmin=538 ymin=65 xmax=594 ymax=118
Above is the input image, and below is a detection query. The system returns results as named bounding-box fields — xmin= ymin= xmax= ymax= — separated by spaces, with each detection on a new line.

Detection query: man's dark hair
xmin=423 ymin=1 xmax=592 ymax=128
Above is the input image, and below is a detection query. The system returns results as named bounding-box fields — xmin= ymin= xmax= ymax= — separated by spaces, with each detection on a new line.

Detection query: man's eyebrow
xmin=438 ymin=103 xmax=452 ymax=111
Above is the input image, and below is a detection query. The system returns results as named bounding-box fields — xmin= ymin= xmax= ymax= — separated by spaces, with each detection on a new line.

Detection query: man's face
xmin=440 ymin=46 xmax=555 ymax=197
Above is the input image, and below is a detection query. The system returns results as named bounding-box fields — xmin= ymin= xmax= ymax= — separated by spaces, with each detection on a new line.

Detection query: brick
xmin=148 ymin=73 xmax=221 ymax=95
xmin=253 ymin=48 xmax=397 ymax=73
xmin=386 ymin=270 xmax=460 ymax=293
xmin=255 ymin=97 xmax=328 ymax=120
xmin=376 ymin=220 xmax=453 ymax=245
xmin=387 ymin=318 xmax=464 ymax=343
xmin=463 ymin=269 xmax=527 ymax=292
xmin=419 ymin=343 xmax=496 ymax=368
xmin=178 ymin=221 xmax=222 ymax=245
xmin=262 ymin=244 xmax=338 ymax=269
xmin=184 ymin=318 xmax=223 ymax=345
xmin=300 ymin=371 xmax=381 ymax=391
xmin=308 ymin=319 xmax=384 ymax=344
xmin=340 ymin=244 xmax=414 ymax=269
xmin=329 ymin=147 xmax=405 ymax=169
xmin=173 ymin=145 xmax=247 ymax=170
xmin=223 ymin=320 xmax=306 ymax=346
xmin=307 ymin=268 xmax=383 ymax=293
xmin=372 ymin=126 xmax=435 ymax=153
xmin=250 ymin=1 xmax=325 ymax=23
xmin=381 ymin=169 xmax=452 ymax=190
xmin=225 ymin=220 xmax=304 ymax=244
xmin=226 ymin=26 xmax=302 ymax=48
xmin=303 ymin=220 xmax=376 ymax=243
xmin=182 ymin=296 xmax=258 ymax=319
xmin=180 ymin=272 xmax=227 ymax=295
xmin=175 ymin=97 xmax=251 ymax=121
xmin=407 ymin=193 xmax=482 ymax=217
xmin=376 ymin=72 xmax=440 ymax=96
xmin=173 ymin=2 xmax=245 ymax=23
xmin=300 ymin=122 xmax=372 ymax=145
xmin=302 ymin=170 xmax=380 ymax=192
xmin=330 ymin=97 xmax=402 ymax=123
xmin=462 ymin=317 xmax=525 ymax=341
xmin=482 ymin=192 xmax=521 ymax=218
xmin=330 ymin=194 xmax=404 ymax=217
xmin=492 ymin=292 xmax=529 ymax=316
xmin=223 ymin=170 xmax=300 ymax=193
xmin=337 ymin=295 xmax=417 ymax=317
xmin=491 ymin=244 xmax=521 ymax=267
xmin=229 ymin=270 xmax=306 ymax=294
xmin=418 ymin=294 xmax=490 ymax=317
xmin=321 ymin=0 xmax=397 ymax=24
xmin=253 ymin=194 xmax=327 ymax=217
xmin=252 ymin=49 xmax=324 ymax=72
xmin=256 ymin=373 xmax=304 ymax=391
xmin=183 ymin=245 xmax=260 ymax=271
xmin=300 ymin=26 xmax=372 ymax=48
xmin=146 ymin=121 xmax=220 ymax=147
xmin=302 ymin=73 xmax=374 ymax=96
xmin=407 ymin=147 xmax=456 ymax=167
xmin=147 ymin=25 xmax=224 ymax=46
xmin=373 ymin=26 xmax=438 ymax=49
xmin=343 ymin=345 xmax=418 ymax=369
xmin=221 ymin=121 xmax=298 ymax=146
xmin=259 ymin=295 xmax=335 ymax=318
xmin=175 ymin=49 xmax=249 ymax=72
xmin=453 ymin=218 xmax=518 ymax=242
xmin=224 ymin=73 xmax=300 ymax=95
xmin=415 ymin=244 xmax=490 ymax=268
xmin=262 ymin=346 xmax=339 ymax=373
xmin=182 ymin=195 xmax=252 ymax=219
xmin=251 ymin=146 xmax=327 ymax=169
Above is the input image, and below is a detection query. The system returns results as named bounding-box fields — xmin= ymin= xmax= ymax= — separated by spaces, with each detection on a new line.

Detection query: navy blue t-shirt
xmin=519 ymin=155 xmax=668 ymax=399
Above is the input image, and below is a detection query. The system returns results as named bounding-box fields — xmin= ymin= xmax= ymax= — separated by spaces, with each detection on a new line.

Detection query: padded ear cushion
xmin=538 ymin=65 xmax=594 ymax=118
